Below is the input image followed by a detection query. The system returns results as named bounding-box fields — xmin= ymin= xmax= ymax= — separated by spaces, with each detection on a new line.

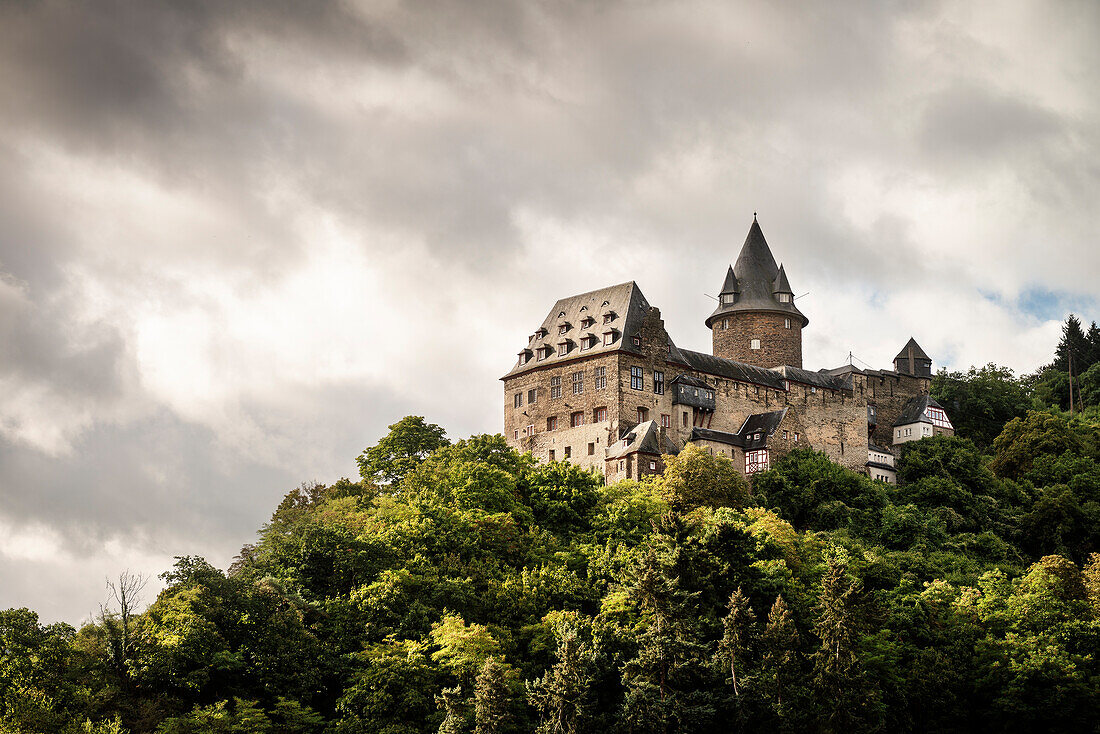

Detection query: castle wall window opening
xmin=546 ymin=416 xmax=557 ymax=431
xmin=654 ymin=371 xmax=664 ymax=395
xmin=572 ymin=371 xmax=584 ymax=395
xmin=550 ymin=376 xmax=562 ymax=399
xmin=630 ymin=366 xmax=643 ymax=390
xmin=750 ymin=339 xmax=761 ymax=350
xmin=571 ymin=411 xmax=584 ymax=427
xmin=513 ymin=393 xmax=522 ymax=408
xmin=528 ymin=388 xmax=537 ymax=404
xmin=594 ymin=366 xmax=607 ymax=390
xmin=594 ymin=406 xmax=608 ymax=422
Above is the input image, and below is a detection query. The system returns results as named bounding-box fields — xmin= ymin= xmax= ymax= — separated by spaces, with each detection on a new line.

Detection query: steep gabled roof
xmin=895 ymin=337 xmax=931 ymax=362
xmin=606 ymin=420 xmax=679 ymax=460
xmin=773 ymin=264 xmax=792 ymax=294
xmin=504 ymin=281 xmax=688 ymax=378
xmin=688 ymin=409 xmax=788 ymax=451
xmin=719 ymin=265 xmax=739 ymax=295
xmin=706 ymin=218 xmax=808 ymax=328
xmin=893 ymin=395 xmax=949 ymax=426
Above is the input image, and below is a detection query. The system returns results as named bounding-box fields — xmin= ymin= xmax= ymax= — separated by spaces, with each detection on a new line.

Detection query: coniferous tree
xmin=715 ymin=587 xmax=756 ymax=699
xmin=812 ymin=550 xmax=874 ymax=733
xmin=759 ymin=595 xmax=799 ymax=715
xmin=437 ymin=685 xmax=468 ymax=734
xmin=527 ymin=626 xmax=595 ymax=734
xmin=473 ymin=657 xmax=513 ymax=734
xmin=621 ymin=515 xmax=713 ymax=732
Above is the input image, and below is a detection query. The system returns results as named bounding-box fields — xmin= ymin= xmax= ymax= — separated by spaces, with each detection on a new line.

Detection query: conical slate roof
xmin=773 ymin=264 xmax=792 ymax=294
xmin=706 ymin=218 xmax=808 ymax=328
xmin=894 ymin=337 xmax=930 ymax=362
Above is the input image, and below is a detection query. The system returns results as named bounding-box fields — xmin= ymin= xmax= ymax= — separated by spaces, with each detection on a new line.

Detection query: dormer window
xmin=777 ymin=293 xmax=792 ymax=303
xmin=518 ymin=350 xmax=532 ymax=366
xmin=632 ymin=336 xmax=641 ymax=347
xmin=558 ymin=324 xmax=570 ymax=335
xmin=603 ymin=330 xmax=616 ymax=346
xmin=581 ymin=316 xmax=595 ymax=329
xmin=720 ymin=293 xmax=735 ymax=304
xmin=536 ymin=346 xmax=551 ymax=361
xmin=535 ymin=327 xmax=547 ymax=339
xmin=558 ymin=341 xmax=571 ymax=357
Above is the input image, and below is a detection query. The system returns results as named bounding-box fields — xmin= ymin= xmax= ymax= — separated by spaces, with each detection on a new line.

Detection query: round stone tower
xmin=704 ymin=216 xmax=808 ymax=368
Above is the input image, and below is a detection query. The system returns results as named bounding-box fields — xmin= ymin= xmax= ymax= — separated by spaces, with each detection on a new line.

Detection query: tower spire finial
xmin=753 ymin=211 xmax=757 ymax=221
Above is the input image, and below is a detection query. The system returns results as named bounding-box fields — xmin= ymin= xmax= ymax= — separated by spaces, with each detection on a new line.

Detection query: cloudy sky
xmin=1 ymin=0 xmax=1098 ymax=623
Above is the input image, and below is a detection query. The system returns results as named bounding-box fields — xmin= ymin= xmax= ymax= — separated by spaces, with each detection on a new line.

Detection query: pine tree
xmin=1086 ymin=321 xmax=1100 ymax=368
xmin=527 ymin=625 xmax=595 ymax=734
xmin=812 ymin=550 xmax=868 ymax=732
xmin=474 ymin=657 xmax=513 ymax=734
xmin=437 ymin=685 xmax=468 ymax=734
xmin=621 ymin=514 xmax=713 ymax=732
xmin=1054 ymin=315 xmax=1089 ymax=373
xmin=716 ymin=587 xmax=756 ymax=698
xmin=760 ymin=595 xmax=799 ymax=712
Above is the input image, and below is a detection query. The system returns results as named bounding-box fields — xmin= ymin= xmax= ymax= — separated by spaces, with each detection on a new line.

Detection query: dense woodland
xmin=4 ymin=317 xmax=1100 ymax=733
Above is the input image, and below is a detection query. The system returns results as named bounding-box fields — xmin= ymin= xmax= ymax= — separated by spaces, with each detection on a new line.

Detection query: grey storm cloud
xmin=1 ymin=0 xmax=1099 ymax=621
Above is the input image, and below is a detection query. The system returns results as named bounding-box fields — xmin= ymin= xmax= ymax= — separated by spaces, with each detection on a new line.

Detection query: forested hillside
xmin=3 ymin=317 xmax=1100 ymax=734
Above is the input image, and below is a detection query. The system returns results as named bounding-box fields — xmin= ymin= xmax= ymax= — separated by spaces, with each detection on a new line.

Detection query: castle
xmin=502 ymin=217 xmax=954 ymax=483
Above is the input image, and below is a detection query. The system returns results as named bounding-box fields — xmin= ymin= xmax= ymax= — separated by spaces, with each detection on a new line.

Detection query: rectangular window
xmin=784 ymin=318 xmax=791 ymax=329
xmin=783 ymin=430 xmax=789 ymax=440
xmin=661 ymin=413 xmax=670 ymax=428
xmin=588 ymin=442 xmax=595 ymax=456
xmin=721 ymin=294 xmax=735 ymax=304
xmin=649 ymin=460 xmax=657 ymax=471
xmin=564 ymin=446 xmax=571 ymax=458
xmin=526 ymin=424 xmax=534 ymax=436
xmin=630 ymin=366 xmax=643 ymax=391
xmin=745 ymin=449 xmax=770 ymax=474
xmin=632 ymin=337 xmax=641 ymax=346
xmin=548 ymin=449 xmax=555 ymax=461
xmin=571 ymin=411 xmax=584 ymax=427
xmin=559 ymin=324 xmax=569 ymax=335
xmin=604 ymin=314 xmax=613 ymax=324
xmin=550 ymin=376 xmax=562 ymax=399
xmin=750 ymin=338 xmax=761 ymax=350
xmin=682 ymin=412 xmax=688 ymax=427
xmin=794 ymin=432 xmax=799 ymax=441
xmin=572 ymin=371 xmax=584 ymax=395
xmin=513 ymin=430 xmax=519 ymax=440
xmin=547 ymin=416 xmax=557 ymax=431
xmin=537 ymin=348 xmax=547 ymax=361
xmin=558 ymin=343 xmax=568 ymax=356
xmin=654 ymin=371 xmax=664 ymax=395
xmin=513 ymin=393 xmax=522 ymax=408
xmin=528 ymin=388 xmax=537 ymax=404
xmin=594 ymin=406 xmax=608 ymax=422
xmin=594 ymin=366 xmax=607 ymax=390
xmin=722 ymin=318 xmax=728 ymax=329
xmin=603 ymin=332 xmax=614 ymax=346
xmin=637 ymin=407 xmax=649 ymax=423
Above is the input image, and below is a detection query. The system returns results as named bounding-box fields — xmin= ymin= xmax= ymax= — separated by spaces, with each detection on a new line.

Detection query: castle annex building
xmin=502 ymin=218 xmax=954 ymax=482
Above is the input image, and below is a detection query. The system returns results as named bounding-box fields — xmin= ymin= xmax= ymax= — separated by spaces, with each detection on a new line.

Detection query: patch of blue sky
xmin=1017 ymin=287 xmax=1096 ymax=323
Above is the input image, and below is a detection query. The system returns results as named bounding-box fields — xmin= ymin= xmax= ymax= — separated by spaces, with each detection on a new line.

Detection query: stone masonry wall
xmin=503 ymin=352 xmax=622 ymax=473
xmin=865 ymin=372 xmax=931 ymax=447
xmin=712 ymin=311 xmax=802 ymax=368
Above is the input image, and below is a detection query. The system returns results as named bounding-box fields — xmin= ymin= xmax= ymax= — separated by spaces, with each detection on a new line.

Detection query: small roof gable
xmin=719 ymin=265 xmax=739 ymax=295
xmin=772 ymin=264 xmax=792 ymax=294
xmin=691 ymin=409 xmax=788 ymax=450
xmin=895 ymin=337 xmax=931 ymax=362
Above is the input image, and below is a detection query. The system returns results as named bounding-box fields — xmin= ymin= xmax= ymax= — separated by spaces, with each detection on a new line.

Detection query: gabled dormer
xmin=772 ymin=264 xmax=794 ymax=304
